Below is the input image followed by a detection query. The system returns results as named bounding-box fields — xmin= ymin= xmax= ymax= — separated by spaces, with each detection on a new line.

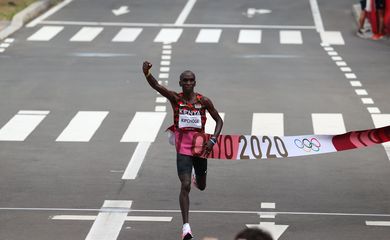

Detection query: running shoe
xmin=357 ymin=29 xmax=369 ymax=38
xmin=182 ymin=224 xmax=194 ymax=240
xmin=372 ymin=33 xmax=384 ymax=40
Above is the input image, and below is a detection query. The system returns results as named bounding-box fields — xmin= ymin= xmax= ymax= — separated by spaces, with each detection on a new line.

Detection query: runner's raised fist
xmin=143 ymin=61 xmax=152 ymax=75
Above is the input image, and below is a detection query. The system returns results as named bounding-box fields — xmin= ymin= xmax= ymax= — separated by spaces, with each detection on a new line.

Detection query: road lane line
xmin=70 ymin=27 xmax=103 ymax=42
xmin=41 ymin=21 xmax=316 ymax=29
xmin=205 ymin=112 xmax=225 ymax=134
xmin=309 ymin=0 xmax=325 ymax=32
xmin=175 ymin=0 xmax=197 ymax=25
xmin=0 ymin=110 xmax=49 ymax=141
xmin=279 ymin=30 xmax=302 ymax=44
xmin=52 ymin=215 xmax=172 ymax=221
xmin=367 ymin=107 xmax=381 ymax=114
xmin=85 ymin=200 xmax=132 ymax=240
xmin=366 ymin=221 xmax=390 ymax=226
xmin=251 ymin=113 xmax=284 ymax=136
xmin=120 ymin=112 xmax=166 ymax=142
xmin=195 ymin=29 xmax=222 ymax=43
xmin=238 ymin=30 xmax=262 ymax=44
xmin=122 ymin=142 xmax=151 ymax=180
xmin=350 ymin=81 xmax=362 ymax=87
xmin=345 ymin=73 xmax=357 ymax=79
xmin=26 ymin=0 xmax=74 ymax=27
xmin=154 ymin=28 xmax=183 ymax=43
xmin=112 ymin=28 xmax=142 ymax=42
xmin=312 ymin=113 xmax=346 ymax=134
xmin=261 ymin=202 xmax=276 ymax=209
xmin=56 ymin=111 xmax=108 ymax=142
xmin=355 ymin=89 xmax=368 ymax=95
xmin=27 ymin=26 xmax=64 ymax=41
xmin=320 ymin=31 xmax=345 ymax=45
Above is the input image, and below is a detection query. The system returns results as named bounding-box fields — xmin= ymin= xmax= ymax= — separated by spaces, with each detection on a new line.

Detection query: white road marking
xmin=162 ymin=45 xmax=172 ymax=50
xmin=0 ymin=48 xmax=4 ymax=52
xmin=70 ymin=27 xmax=103 ymax=42
xmin=320 ymin=31 xmax=345 ymax=45
xmin=261 ymin=202 xmax=276 ymax=209
xmin=52 ymin=215 xmax=172 ymax=221
xmin=154 ymin=28 xmax=183 ymax=43
xmin=350 ymin=81 xmax=362 ymax=87
xmin=323 ymin=47 xmax=334 ymax=51
xmin=335 ymin=61 xmax=347 ymax=66
xmin=27 ymin=26 xmax=64 ymax=41
xmin=205 ymin=112 xmax=225 ymax=134
xmin=238 ymin=30 xmax=262 ymax=44
xmin=251 ymin=113 xmax=284 ymax=136
xmin=4 ymin=38 xmax=14 ymax=43
xmin=366 ymin=221 xmax=390 ymax=226
xmin=159 ymin=73 xmax=169 ymax=78
xmin=0 ymin=43 xmax=10 ymax=48
xmin=122 ymin=142 xmax=151 ymax=180
xmin=56 ymin=111 xmax=108 ymax=142
xmin=247 ymin=222 xmax=289 ymax=240
xmin=367 ymin=107 xmax=381 ymax=114
xmin=279 ymin=30 xmax=302 ymax=44
xmin=156 ymin=97 xmax=167 ymax=103
xmin=160 ymin=67 xmax=170 ymax=72
xmin=371 ymin=114 xmax=390 ymax=161
xmin=112 ymin=28 xmax=142 ymax=42
xmin=312 ymin=113 xmax=346 ymax=134
xmin=309 ymin=0 xmax=325 ymax=32
xmin=195 ymin=29 xmax=222 ymax=43
xmin=327 ymin=51 xmax=338 ymax=56
xmin=355 ymin=89 xmax=368 ymax=95
xmin=340 ymin=67 xmax=351 ymax=72
xmin=26 ymin=0 xmax=74 ymax=27
xmin=155 ymin=106 xmax=166 ymax=112
xmin=331 ymin=56 xmax=342 ymax=61
xmin=121 ymin=112 xmax=166 ymax=142
xmin=260 ymin=215 xmax=275 ymax=219
xmin=345 ymin=73 xmax=357 ymax=79
xmin=41 ymin=20 xmax=316 ymax=30
xmin=161 ymin=55 xmax=171 ymax=60
xmin=0 ymin=110 xmax=49 ymax=141
xmin=85 ymin=200 xmax=132 ymax=240
xmin=175 ymin=0 xmax=197 ymax=25
xmin=162 ymin=49 xmax=172 ymax=54
xmin=361 ymin=98 xmax=374 ymax=104
xmin=160 ymin=60 xmax=170 ymax=66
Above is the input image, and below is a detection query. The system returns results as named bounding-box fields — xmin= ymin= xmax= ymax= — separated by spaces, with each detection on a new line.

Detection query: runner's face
xmin=180 ymin=73 xmax=196 ymax=92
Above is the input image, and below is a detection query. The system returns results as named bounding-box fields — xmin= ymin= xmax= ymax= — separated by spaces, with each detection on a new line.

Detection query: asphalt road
xmin=0 ymin=0 xmax=389 ymax=239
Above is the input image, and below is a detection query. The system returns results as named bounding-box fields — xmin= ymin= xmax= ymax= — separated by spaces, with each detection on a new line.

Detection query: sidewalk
xmin=0 ymin=20 xmax=9 ymax=32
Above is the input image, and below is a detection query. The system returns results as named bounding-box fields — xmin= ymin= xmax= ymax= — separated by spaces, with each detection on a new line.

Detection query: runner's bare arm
xmin=202 ymin=97 xmax=223 ymax=157
xmin=142 ymin=61 xmax=177 ymax=103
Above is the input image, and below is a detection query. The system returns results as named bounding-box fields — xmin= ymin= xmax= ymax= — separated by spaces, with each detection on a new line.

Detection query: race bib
xmin=179 ymin=114 xmax=202 ymax=129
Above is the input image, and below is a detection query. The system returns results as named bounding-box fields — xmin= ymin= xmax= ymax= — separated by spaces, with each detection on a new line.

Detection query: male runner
xmin=142 ymin=61 xmax=223 ymax=240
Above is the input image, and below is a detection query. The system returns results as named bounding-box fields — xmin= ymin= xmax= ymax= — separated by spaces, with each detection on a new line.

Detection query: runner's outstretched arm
xmin=142 ymin=61 xmax=177 ymax=103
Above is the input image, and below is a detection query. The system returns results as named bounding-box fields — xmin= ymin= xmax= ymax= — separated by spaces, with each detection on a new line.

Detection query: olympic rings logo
xmin=294 ymin=138 xmax=321 ymax=152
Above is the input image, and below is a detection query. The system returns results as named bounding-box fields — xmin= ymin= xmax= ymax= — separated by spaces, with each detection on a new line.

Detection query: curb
xmin=0 ymin=0 xmax=52 ymax=40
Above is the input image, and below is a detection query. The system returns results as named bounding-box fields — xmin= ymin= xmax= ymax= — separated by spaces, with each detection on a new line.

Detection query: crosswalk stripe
xmin=56 ymin=111 xmax=108 ymax=142
xmin=154 ymin=28 xmax=183 ymax=43
xmin=121 ymin=112 xmax=166 ymax=142
xmin=195 ymin=29 xmax=222 ymax=43
xmin=27 ymin=26 xmax=64 ymax=41
xmin=311 ymin=113 xmax=346 ymax=135
xmin=251 ymin=113 xmax=284 ymax=136
xmin=112 ymin=28 xmax=142 ymax=42
xmin=70 ymin=27 xmax=103 ymax=42
xmin=280 ymin=30 xmax=303 ymax=44
xmin=205 ymin=112 xmax=225 ymax=134
xmin=238 ymin=30 xmax=262 ymax=44
xmin=0 ymin=110 xmax=49 ymax=141
xmin=320 ymin=31 xmax=345 ymax=45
